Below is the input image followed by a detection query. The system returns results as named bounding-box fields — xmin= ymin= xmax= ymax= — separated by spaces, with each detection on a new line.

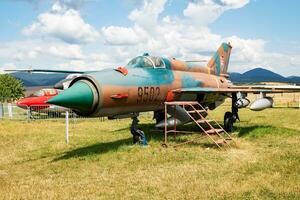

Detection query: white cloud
xmin=22 ymin=1 xmax=100 ymax=44
xmin=100 ymin=0 xmax=228 ymax=60
xmin=183 ymin=0 xmax=249 ymax=26
xmin=98 ymin=0 xmax=300 ymax=76
xmin=225 ymin=36 xmax=300 ymax=75
xmin=0 ymin=39 xmax=86 ymax=74
xmin=57 ymin=59 xmax=115 ymax=71
xmin=102 ymin=26 xmax=144 ymax=45
xmin=220 ymin=0 xmax=250 ymax=8
xmin=0 ymin=63 xmax=18 ymax=74
xmin=226 ymin=36 xmax=266 ymax=63
xmin=2 ymin=0 xmax=300 ymax=77
xmin=47 ymin=43 xmax=84 ymax=59
xmin=129 ymin=0 xmax=167 ymax=29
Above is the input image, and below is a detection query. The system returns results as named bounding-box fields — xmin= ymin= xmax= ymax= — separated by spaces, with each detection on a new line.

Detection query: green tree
xmin=0 ymin=74 xmax=25 ymax=102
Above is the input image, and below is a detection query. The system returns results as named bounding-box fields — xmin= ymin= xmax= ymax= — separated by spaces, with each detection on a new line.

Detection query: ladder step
xmin=187 ymin=109 xmax=205 ymax=114
xmin=196 ymin=119 xmax=213 ymax=124
xmin=205 ymin=128 xmax=224 ymax=134
xmin=216 ymin=139 xmax=226 ymax=145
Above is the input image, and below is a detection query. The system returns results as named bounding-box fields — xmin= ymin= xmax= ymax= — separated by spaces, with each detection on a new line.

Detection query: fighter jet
xmin=47 ymin=43 xmax=300 ymax=140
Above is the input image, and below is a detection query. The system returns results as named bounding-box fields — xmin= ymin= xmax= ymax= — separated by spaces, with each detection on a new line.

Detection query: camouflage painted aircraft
xmin=47 ymin=43 xmax=300 ymax=141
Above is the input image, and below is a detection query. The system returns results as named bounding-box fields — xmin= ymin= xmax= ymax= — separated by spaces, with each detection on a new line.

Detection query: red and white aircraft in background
xmin=16 ymin=88 xmax=69 ymax=117
xmin=16 ymin=88 xmax=60 ymax=109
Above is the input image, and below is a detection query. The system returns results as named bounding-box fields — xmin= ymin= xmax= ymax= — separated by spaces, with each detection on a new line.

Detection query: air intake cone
xmin=47 ymin=80 xmax=96 ymax=115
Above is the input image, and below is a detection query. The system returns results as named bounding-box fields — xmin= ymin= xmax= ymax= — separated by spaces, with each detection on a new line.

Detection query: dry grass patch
xmin=0 ymin=106 xmax=299 ymax=199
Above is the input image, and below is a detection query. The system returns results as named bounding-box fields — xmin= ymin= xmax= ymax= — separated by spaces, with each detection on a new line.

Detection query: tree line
xmin=0 ymin=74 xmax=25 ymax=102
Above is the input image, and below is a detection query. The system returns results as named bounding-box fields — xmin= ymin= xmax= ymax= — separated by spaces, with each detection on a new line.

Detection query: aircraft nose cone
xmin=16 ymin=99 xmax=27 ymax=109
xmin=47 ymin=80 xmax=98 ymax=115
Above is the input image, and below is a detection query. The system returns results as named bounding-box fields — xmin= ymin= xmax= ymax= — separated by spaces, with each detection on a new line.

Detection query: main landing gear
xmin=224 ymin=93 xmax=240 ymax=132
xmin=153 ymin=110 xmax=164 ymax=125
xmin=130 ymin=117 xmax=148 ymax=146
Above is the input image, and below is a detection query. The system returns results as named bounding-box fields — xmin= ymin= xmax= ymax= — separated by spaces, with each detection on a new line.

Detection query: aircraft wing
xmin=4 ymin=69 xmax=97 ymax=74
xmin=173 ymin=85 xmax=300 ymax=94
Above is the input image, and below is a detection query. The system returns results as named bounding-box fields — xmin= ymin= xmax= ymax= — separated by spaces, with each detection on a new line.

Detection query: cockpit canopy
xmin=33 ymin=89 xmax=59 ymax=97
xmin=126 ymin=56 xmax=165 ymax=68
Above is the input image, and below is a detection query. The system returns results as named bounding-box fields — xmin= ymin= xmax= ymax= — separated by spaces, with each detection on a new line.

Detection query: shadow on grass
xmin=271 ymin=107 xmax=299 ymax=109
xmin=53 ymin=122 xmax=233 ymax=161
xmin=140 ymin=122 xmax=206 ymax=142
xmin=110 ymin=127 xmax=129 ymax=132
xmin=236 ymin=124 xmax=298 ymax=138
xmin=237 ymin=125 xmax=264 ymax=137
xmin=53 ymin=138 xmax=132 ymax=161
xmin=141 ymin=123 xmax=226 ymax=149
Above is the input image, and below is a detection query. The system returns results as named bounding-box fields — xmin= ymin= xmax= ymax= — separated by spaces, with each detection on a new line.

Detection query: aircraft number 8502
xmin=137 ymin=87 xmax=160 ymax=103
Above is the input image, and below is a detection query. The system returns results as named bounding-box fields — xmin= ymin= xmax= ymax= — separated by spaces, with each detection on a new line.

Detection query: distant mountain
xmin=11 ymin=72 xmax=67 ymax=87
xmin=229 ymin=68 xmax=300 ymax=84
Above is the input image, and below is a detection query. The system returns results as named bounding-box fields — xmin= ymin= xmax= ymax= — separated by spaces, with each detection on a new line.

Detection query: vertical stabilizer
xmin=206 ymin=43 xmax=232 ymax=76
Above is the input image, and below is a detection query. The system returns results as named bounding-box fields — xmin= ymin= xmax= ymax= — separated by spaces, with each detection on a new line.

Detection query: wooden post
xmin=7 ymin=103 xmax=13 ymax=119
xmin=66 ymin=111 xmax=69 ymax=144
xmin=26 ymin=106 xmax=31 ymax=122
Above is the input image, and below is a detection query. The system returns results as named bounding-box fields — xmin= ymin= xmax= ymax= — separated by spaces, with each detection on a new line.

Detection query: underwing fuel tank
xmin=155 ymin=105 xmax=207 ymax=128
xmin=250 ymin=97 xmax=273 ymax=111
xmin=155 ymin=105 xmax=190 ymax=128
xmin=155 ymin=117 xmax=185 ymax=129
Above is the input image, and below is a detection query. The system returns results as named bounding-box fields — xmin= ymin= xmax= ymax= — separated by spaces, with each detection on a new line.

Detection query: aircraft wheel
xmin=224 ymin=112 xmax=234 ymax=132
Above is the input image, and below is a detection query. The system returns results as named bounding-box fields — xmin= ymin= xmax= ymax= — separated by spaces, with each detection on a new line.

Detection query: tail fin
xmin=207 ymin=42 xmax=232 ymax=76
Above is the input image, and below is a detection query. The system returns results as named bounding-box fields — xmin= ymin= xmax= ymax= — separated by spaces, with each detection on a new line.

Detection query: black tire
xmin=224 ymin=112 xmax=234 ymax=132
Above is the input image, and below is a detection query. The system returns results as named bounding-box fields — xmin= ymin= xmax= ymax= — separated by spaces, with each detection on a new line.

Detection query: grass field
xmin=0 ymin=105 xmax=299 ymax=199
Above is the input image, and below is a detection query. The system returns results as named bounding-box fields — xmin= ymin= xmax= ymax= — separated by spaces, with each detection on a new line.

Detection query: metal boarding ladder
xmin=164 ymin=101 xmax=236 ymax=149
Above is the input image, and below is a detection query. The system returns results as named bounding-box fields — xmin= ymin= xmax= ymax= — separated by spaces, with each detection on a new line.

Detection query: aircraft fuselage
xmin=48 ymin=56 xmax=231 ymax=118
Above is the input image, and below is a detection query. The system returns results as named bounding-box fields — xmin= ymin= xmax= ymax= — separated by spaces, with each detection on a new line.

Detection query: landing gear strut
xmin=224 ymin=93 xmax=240 ymax=132
xmin=153 ymin=110 xmax=164 ymax=125
xmin=130 ymin=117 xmax=148 ymax=145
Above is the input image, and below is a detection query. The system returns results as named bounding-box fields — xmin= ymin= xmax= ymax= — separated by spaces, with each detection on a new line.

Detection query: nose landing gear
xmin=130 ymin=117 xmax=148 ymax=146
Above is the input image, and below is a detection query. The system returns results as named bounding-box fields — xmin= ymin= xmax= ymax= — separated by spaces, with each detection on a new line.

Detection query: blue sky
xmin=0 ymin=0 xmax=299 ymax=76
